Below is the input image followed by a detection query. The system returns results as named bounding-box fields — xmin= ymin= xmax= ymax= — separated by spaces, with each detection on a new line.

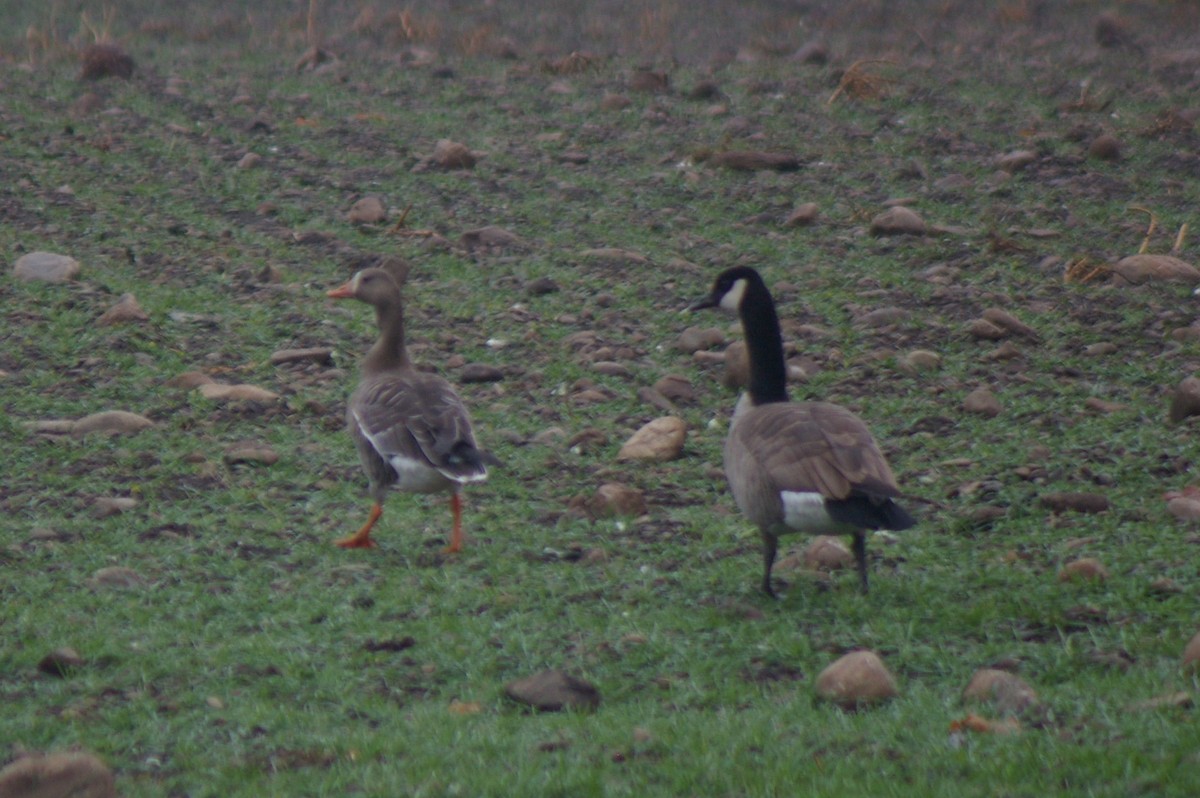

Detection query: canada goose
xmin=327 ymin=268 xmax=487 ymax=552
xmin=690 ymin=266 xmax=914 ymax=597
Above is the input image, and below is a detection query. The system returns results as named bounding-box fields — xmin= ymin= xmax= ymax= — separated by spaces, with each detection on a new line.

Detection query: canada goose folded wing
xmin=732 ymin=401 xmax=901 ymax=501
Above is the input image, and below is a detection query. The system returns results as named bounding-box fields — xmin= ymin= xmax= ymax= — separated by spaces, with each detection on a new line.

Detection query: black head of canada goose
xmin=690 ymin=266 xmax=915 ymax=597
xmin=327 ymin=268 xmax=487 ymax=552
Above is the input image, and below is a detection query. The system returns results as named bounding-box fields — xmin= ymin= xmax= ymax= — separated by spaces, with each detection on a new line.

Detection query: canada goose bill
xmin=328 ymin=268 xmax=488 ymax=553
xmin=692 ymin=265 xmax=915 ymax=598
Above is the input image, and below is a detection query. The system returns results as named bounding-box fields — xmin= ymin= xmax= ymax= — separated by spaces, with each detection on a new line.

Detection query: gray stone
xmin=13 ymin=252 xmax=81 ymax=283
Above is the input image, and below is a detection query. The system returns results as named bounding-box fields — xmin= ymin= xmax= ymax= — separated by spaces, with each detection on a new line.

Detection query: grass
xmin=3 ymin=1 xmax=1200 ymax=795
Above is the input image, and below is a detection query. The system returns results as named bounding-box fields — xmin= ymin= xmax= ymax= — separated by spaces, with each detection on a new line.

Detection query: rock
xmin=1095 ymin=11 xmax=1133 ymax=47
xmin=676 ymin=326 xmax=725 ymax=353
xmin=579 ymin=247 xmax=649 ymax=265
xmin=460 ymin=226 xmax=523 ymax=252
xmin=1058 ymin=557 xmax=1110 ymax=582
xmin=637 ymin=386 xmax=676 ymax=414
xmin=165 ymin=371 xmax=216 ymax=389
xmin=963 ymin=388 xmax=1001 ymax=417
xmin=995 ymin=150 xmax=1037 ymax=173
xmin=270 ymin=347 xmax=333 ymax=366
xmin=90 ymin=566 xmax=144 ymax=589
xmin=814 ymin=650 xmax=898 ymax=709
xmin=1083 ymin=342 xmax=1118 ymax=356
xmin=967 ymin=318 xmax=1007 ymax=340
xmin=783 ymin=202 xmax=819 ymax=227
xmin=223 ymin=442 xmax=279 ymax=466
xmin=0 ymin=751 xmax=116 ymax=798
xmin=1041 ymin=493 xmax=1110 ymax=514
xmin=566 ymin=428 xmax=607 ymax=452
xmin=93 ymin=497 xmax=136 ymax=518
xmin=1088 ymin=134 xmax=1121 ymax=161
xmin=962 ymin=668 xmax=1039 ymax=716
xmin=37 ymin=647 xmax=85 ymax=678
xmin=722 ymin=340 xmax=750 ymax=389
xmin=198 ymin=383 xmax=280 ymax=402
xmin=1167 ymin=496 xmax=1200 ymax=522
xmin=460 ymin=363 xmax=504 ymax=383
xmin=1148 ymin=577 xmax=1183 ymax=596
xmin=855 ymin=307 xmax=908 ymax=328
xmin=899 ymin=349 xmax=941 ymax=374
xmin=652 ymin=375 xmax=695 ymax=404
xmin=23 ymin=420 xmax=78 ymax=435
xmin=96 ymin=293 xmax=148 ymax=326
xmin=526 ymin=276 xmax=560 ymax=295
xmin=1084 ymin=397 xmax=1126 ymax=414
xmin=870 ymin=206 xmax=926 ymax=236
xmin=709 ymin=151 xmax=801 ymax=172
xmin=791 ymin=40 xmax=829 ymax=64
xmin=530 ymin=427 xmax=566 ymax=446
xmin=71 ymin=410 xmax=155 ymax=436
xmin=432 ymin=139 xmax=476 ymax=169
xmin=1169 ymin=377 xmax=1200 ymax=423
xmin=347 ymin=196 xmax=386 ymax=224
xmin=594 ymin=361 xmax=633 ymax=379
xmin=803 ymin=536 xmax=854 ymax=571
xmin=600 ymin=93 xmax=632 ymax=110
xmin=13 ymin=252 xmax=81 ymax=283
xmin=1111 ymin=255 xmax=1200 ymax=285
xmin=628 ymin=69 xmax=669 ymax=93
xmin=1183 ymin=631 xmax=1200 ymax=673
xmin=981 ymin=308 xmax=1038 ymax=340
xmin=617 ymin=417 xmax=686 ymax=462
xmin=591 ymin=483 xmax=647 ymax=518
xmin=79 ymin=42 xmax=134 ymax=81
xmin=686 ymin=80 xmax=721 ymax=100
xmin=982 ymin=342 xmax=1023 ymax=362
xmin=504 ymin=669 xmax=600 ymax=712
xmin=237 ymin=152 xmax=261 ymax=169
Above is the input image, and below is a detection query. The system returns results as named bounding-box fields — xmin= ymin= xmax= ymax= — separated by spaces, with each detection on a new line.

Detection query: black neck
xmin=740 ymin=277 xmax=789 ymax=405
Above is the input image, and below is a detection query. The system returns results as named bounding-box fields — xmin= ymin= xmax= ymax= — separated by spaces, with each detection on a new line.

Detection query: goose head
xmin=688 ymin=265 xmax=761 ymax=313
xmin=327 ymin=268 xmax=401 ymax=306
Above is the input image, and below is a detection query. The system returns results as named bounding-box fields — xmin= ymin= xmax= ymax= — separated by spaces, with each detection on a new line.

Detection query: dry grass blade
xmin=1063 ymin=256 xmax=1109 ymax=284
xmin=80 ymin=7 xmax=117 ymax=44
xmin=1129 ymin=205 xmax=1158 ymax=255
xmin=828 ymin=59 xmax=896 ymax=105
xmin=543 ymin=51 xmax=601 ymax=75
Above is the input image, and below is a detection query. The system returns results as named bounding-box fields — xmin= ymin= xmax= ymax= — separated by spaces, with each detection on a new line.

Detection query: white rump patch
xmin=718 ymin=278 xmax=748 ymax=311
xmin=389 ymin=453 xmax=452 ymax=493
xmin=780 ymin=491 xmax=843 ymax=534
xmin=451 ymin=467 xmax=488 ymax=484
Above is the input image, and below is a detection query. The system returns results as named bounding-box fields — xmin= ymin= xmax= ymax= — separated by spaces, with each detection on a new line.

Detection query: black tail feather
xmin=826 ymin=492 xmax=916 ymax=531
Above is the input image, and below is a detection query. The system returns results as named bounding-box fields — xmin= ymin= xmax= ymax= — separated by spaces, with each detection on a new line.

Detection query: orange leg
xmin=336 ymin=502 xmax=382 ymax=549
xmin=444 ymin=491 xmax=464 ymax=554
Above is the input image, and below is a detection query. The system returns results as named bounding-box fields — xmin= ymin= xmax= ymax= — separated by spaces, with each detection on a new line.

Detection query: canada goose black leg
xmin=852 ymin=532 xmax=869 ymax=594
xmin=761 ymin=533 xmax=779 ymax=599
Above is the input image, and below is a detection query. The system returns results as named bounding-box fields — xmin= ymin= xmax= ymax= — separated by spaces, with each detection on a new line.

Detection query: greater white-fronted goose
xmin=690 ymin=266 xmax=914 ymax=597
xmin=327 ymin=268 xmax=487 ymax=552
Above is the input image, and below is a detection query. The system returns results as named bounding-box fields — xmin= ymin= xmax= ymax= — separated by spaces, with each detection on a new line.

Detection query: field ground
xmin=2 ymin=1 xmax=1200 ymax=796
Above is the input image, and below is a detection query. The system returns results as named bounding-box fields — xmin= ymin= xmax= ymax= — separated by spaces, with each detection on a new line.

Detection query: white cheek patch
xmin=718 ymin=278 xmax=747 ymax=311
xmin=780 ymin=491 xmax=838 ymax=532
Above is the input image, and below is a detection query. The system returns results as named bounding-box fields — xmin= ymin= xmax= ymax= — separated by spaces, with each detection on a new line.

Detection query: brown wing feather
xmin=349 ymin=371 xmax=484 ymax=478
xmin=730 ymin=401 xmax=900 ymax=501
